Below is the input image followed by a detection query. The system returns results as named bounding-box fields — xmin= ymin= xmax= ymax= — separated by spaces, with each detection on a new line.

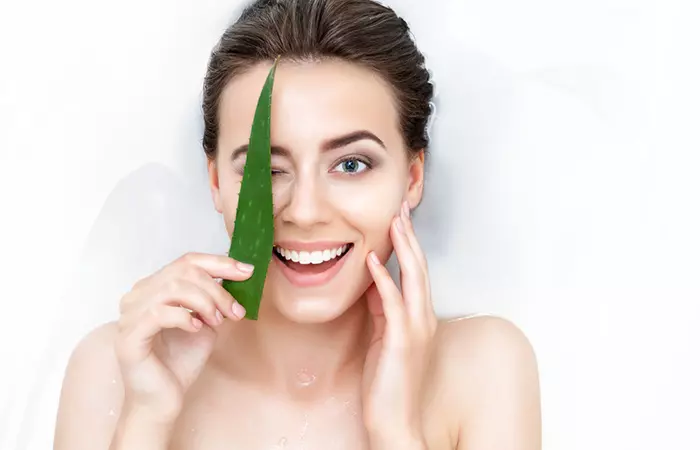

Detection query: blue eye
xmin=334 ymin=158 xmax=369 ymax=174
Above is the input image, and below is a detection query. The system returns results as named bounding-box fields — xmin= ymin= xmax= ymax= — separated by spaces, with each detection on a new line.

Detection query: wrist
xmin=123 ymin=406 xmax=178 ymax=429
xmin=122 ymin=393 xmax=182 ymax=425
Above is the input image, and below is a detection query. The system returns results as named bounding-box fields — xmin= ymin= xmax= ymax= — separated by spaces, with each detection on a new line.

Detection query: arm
xmin=108 ymin=406 xmax=175 ymax=450
xmin=446 ymin=316 xmax=542 ymax=450
xmin=53 ymin=322 xmax=174 ymax=450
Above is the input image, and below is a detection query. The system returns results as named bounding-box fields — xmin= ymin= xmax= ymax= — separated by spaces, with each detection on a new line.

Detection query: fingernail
xmin=232 ymin=302 xmax=246 ymax=319
xmin=192 ymin=317 xmax=203 ymax=329
xmin=236 ymin=261 xmax=254 ymax=273
xmin=369 ymin=251 xmax=380 ymax=265
xmin=216 ymin=310 xmax=224 ymax=323
xmin=394 ymin=216 xmax=405 ymax=234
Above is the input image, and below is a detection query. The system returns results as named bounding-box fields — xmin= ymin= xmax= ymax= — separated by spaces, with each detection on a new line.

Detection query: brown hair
xmin=201 ymin=0 xmax=434 ymax=160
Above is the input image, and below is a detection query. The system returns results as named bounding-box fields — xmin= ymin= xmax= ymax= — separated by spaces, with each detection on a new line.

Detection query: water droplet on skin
xmin=108 ymin=409 xmax=115 ymax=416
xmin=111 ymin=379 xmax=116 ymax=384
xmin=299 ymin=412 xmax=309 ymax=441
xmin=277 ymin=437 xmax=288 ymax=448
xmin=296 ymin=368 xmax=316 ymax=387
xmin=343 ymin=400 xmax=358 ymax=417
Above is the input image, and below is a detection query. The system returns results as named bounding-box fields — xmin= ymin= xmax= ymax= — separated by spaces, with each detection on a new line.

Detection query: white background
xmin=1 ymin=0 xmax=699 ymax=449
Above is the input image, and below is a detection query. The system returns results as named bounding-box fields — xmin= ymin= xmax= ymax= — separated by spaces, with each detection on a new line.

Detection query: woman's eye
xmin=333 ymin=158 xmax=369 ymax=174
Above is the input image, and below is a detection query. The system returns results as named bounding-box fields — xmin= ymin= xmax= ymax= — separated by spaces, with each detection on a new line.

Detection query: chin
xmin=273 ymin=294 xmax=358 ymax=324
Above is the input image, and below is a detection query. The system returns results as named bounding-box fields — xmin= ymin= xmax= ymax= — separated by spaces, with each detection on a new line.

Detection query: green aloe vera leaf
xmin=221 ymin=58 xmax=279 ymax=320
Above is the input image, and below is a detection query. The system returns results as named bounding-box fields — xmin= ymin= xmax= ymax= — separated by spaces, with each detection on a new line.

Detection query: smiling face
xmin=208 ymin=59 xmax=424 ymax=323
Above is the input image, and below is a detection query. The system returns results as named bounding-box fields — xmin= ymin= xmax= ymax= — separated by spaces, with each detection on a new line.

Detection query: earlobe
xmin=207 ymin=158 xmax=223 ymax=214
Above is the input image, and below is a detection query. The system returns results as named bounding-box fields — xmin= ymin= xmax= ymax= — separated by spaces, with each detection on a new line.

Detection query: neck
xmin=219 ymin=294 xmax=372 ymax=401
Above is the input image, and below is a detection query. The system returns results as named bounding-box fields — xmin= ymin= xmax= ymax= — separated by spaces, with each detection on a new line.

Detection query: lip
xmin=274 ymin=240 xmax=351 ymax=252
xmin=273 ymin=244 xmax=354 ymax=288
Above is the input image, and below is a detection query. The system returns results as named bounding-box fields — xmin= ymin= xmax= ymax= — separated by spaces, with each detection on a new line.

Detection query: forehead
xmin=217 ymin=59 xmax=403 ymax=152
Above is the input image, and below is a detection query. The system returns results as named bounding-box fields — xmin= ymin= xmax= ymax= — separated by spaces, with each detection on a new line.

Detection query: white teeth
xmin=274 ymin=244 xmax=350 ymax=265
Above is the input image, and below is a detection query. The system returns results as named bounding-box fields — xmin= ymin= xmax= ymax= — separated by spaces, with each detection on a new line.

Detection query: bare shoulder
xmin=432 ymin=314 xmax=542 ymax=450
xmin=54 ymin=321 xmax=124 ymax=450
xmin=436 ymin=314 xmax=537 ymax=364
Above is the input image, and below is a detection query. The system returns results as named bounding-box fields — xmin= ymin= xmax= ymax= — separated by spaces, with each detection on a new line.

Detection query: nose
xmin=277 ymin=173 xmax=331 ymax=229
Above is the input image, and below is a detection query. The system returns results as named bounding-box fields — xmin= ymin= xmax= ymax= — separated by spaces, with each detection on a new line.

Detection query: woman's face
xmin=208 ymin=59 xmax=424 ymax=323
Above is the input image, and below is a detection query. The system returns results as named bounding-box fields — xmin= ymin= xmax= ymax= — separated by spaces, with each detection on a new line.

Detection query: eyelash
xmin=267 ymin=155 xmax=374 ymax=176
xmin=331 ymin=155 xmax=373 ymax=175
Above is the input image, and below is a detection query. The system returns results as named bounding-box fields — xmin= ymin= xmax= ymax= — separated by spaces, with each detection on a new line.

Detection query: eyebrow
xmin=229 ymin=130 xmax=386 ymax=161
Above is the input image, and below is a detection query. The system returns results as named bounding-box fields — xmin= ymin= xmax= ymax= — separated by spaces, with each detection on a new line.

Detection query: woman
xmin=54 ymin=0 xmax=541 ymax=448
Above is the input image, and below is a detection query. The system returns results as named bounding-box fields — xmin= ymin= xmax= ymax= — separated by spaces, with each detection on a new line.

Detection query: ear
xmin=207 ymin=158 xmax=224 ymax=214
xmin=405 ymin=149 xmax=425 ymax=210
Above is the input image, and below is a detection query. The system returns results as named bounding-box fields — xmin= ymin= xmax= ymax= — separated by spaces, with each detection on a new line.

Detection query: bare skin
xmin=54 ymin=60 xmax=541 ymax=450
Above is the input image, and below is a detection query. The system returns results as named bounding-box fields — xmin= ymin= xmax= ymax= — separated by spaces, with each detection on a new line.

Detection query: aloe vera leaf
xmin=221 ymin=58 xmax=279 ymax=320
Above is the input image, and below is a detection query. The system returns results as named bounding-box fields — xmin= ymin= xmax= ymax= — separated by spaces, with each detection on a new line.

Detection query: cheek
xmin=217 ymin=175 xmax=242 ymax=236
xmin=330 ymin=175 xmax=404 ymax=250
xmin=272 ymin=177 xmax=293 ymax=216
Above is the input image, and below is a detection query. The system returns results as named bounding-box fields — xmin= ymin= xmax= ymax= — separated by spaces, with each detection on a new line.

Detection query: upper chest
xmin=168 ymin=371 xmax=454 ymax=450
xmin=171 ymin=396 xmax=368 ymax=450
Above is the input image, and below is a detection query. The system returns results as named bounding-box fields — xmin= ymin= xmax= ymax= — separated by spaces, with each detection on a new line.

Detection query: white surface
xmin=1 ymin=0 xmax=699 ymax=449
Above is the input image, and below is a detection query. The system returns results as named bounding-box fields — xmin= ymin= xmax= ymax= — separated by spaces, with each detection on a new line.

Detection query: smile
xmin=274 ymin=244 xmax=351 ymax=264
xmin=272 ymin=242 xmax=354 ymax=287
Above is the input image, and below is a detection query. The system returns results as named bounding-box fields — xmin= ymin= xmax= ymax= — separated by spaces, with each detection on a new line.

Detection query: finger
xmin=174 ymin=252 xmax=255 ymax=281
xmin=117 ymin=304 xmax=202 ymax=365
xmin=366 ymin=251 xmax=407 ymax=346
xmin=185 ymin=268 xmax=247 ymax=321
xmin=365 ymin=283 xmax=386 ymax=344
xmin=400 ymin=201 xmax=429 ymax=275
xmin=157 ymin=279 xmax=223 ymax=328
xmin=390 ymin=214 xmax=427 ymax=322
xmin=400 ymin=202 xmax=436 ymax=323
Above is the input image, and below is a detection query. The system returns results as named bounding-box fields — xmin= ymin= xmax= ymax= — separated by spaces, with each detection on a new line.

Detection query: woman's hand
xmin=114 ymin=252 xmax=252 ymax=423
xmin=362 ymin=201 xmax=437 ymax=449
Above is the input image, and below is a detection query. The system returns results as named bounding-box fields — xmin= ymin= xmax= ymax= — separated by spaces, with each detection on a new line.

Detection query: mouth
xmin=272 ymin=243 xmax=354 ymax=287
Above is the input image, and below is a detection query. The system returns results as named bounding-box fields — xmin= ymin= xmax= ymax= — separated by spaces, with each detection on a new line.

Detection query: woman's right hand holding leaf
xmin=114 ymin=252 xmax=252 ymax=423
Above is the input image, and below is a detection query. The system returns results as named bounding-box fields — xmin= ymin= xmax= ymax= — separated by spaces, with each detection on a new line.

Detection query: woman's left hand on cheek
xmin=362 ymin=201 xmax=437 ymax=449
